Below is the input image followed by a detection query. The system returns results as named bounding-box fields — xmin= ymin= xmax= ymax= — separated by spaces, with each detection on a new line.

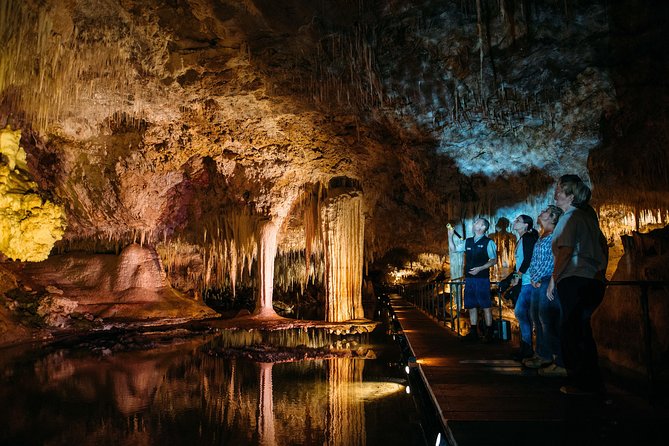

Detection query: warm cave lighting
xmin=599 ymin=204 xmax=669 ymax=242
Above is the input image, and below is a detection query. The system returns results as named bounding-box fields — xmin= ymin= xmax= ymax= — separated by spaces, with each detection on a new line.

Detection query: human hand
xmin=547 ymin=278 xmax=555 ymax=301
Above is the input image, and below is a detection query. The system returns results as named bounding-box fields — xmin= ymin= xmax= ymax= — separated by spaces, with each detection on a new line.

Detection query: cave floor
xmin=390 ymin=295 xmax=669 ymax=446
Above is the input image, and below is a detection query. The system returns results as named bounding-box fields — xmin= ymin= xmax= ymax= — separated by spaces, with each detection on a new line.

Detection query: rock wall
xmin=594 ymin=226 xmax=669 ymax=375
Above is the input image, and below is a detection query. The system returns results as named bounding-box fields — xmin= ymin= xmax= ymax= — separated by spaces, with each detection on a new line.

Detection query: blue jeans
xmin=534 ymin=277 xmax=562 ymax=365
xmin=514 ymin=284 xmax=534 ymax=346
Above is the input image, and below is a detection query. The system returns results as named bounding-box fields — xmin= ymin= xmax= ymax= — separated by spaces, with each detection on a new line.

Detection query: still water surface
xmin=0 ymin=321 xmax=431 ymax=445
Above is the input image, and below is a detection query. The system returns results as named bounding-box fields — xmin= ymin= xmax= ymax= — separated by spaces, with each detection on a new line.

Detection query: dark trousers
xmin=556 ymin=276 xmax=606 ymax=391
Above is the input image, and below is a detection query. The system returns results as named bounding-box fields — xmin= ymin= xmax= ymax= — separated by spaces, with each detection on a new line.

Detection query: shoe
xmin=559 ymin=385 xmax=596 ymax=396
xmin=523 ymin=356 xmax=553 ymax=369
xmin=539 ymin=364 xmax=568 ymax=377
xmin=511 ymin=341 xmax=533 ymax=361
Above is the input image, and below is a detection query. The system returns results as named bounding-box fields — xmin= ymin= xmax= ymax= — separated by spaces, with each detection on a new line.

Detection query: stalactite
xmin=321 ymin=188 xmax=365 ymax=322
xmin=304 ymin=183 xmax=324 ymax=280
xmin=1 ymin=1 xmax=139 ymax=132
xmin=598 ymin=204 xmax=669 ymax=243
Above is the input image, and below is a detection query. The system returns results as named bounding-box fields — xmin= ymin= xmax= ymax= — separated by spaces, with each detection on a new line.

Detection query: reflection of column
xmin=257 ymin=362 xmax=276 ymax=446
xmin=254 ymin=220 xmax=279 ymax=317
xmin=321 ymin=189 xmax=364 ymax=322
xmin=325 ymin=358 xmax=365 ymax=446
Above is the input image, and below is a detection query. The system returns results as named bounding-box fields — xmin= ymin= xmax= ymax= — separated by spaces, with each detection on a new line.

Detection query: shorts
xmin=464 ymin=277 xmax=492 ymax=309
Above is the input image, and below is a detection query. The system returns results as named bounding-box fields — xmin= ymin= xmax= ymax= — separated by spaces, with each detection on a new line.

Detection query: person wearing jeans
xmin=524 ymin=205 xmax=566 ymax=376
xmin=510 ymin=215 xmax=538 ymax=361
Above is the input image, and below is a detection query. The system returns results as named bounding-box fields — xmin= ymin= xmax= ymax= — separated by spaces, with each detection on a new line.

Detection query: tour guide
xmin=448 ymin=218 xmax=497 ymax=342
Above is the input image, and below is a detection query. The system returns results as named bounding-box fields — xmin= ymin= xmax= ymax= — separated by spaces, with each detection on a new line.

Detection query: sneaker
xmin=539 ymin=364 xmax=568 ymax=377
xmin=523 ymin=356 xmax=553 ymax=369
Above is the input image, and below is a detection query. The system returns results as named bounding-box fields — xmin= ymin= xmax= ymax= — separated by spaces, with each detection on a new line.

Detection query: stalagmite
xmin=254 ymin=219 xmax=280 ymax=318
xmin=321 ymin=188 xmax=365 ymax=322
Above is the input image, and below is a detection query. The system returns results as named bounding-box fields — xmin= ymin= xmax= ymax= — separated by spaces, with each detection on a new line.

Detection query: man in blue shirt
xmin=449 ymin=218 xmax=498 ymax=342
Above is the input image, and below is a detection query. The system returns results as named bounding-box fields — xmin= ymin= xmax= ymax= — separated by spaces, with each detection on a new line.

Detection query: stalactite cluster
xmin=0 ymin=0 xmax=143 ymax=133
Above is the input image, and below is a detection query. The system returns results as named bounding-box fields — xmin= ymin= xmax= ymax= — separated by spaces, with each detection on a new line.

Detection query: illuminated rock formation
xmin=0 ymin=0 xmax=667 ymax=378
xmin=321 ymin=187 xmax=365 ymax=322
xmin=0 ymin=126 xmax=66 ymax=261
xmin=12 ymin=243 xmax=217 ymax=323
xmin=254 ymin=220 xmax=280 ymax=318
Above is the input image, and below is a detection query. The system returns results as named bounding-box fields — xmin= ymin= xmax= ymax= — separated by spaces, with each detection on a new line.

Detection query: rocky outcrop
xmin=3 ymin=244 xmax=217 ymax=333
xmin=594 ymin=226 xmax=669 ymax=375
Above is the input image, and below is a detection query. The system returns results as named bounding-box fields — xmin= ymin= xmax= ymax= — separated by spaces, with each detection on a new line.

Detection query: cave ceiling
xmin=1 ymin=0 xmax=667 ymax=264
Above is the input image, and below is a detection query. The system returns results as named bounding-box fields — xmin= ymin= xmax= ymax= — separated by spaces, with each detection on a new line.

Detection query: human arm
xmin=468 ymin=257 xmax=497 ymax=276
xmin=447 ymin=226 xmax=457 ymax=252
xmin=547 ymin=276 xmax=556 ymax=300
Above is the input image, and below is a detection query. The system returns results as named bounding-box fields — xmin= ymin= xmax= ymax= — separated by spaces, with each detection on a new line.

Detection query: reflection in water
xmin=327 ymin=358 xmax=366 ymax=446
xmin=258 ymin=362 xmax=276 ymax=446
xmin=0 ymin=330 xmax=418 ymax=445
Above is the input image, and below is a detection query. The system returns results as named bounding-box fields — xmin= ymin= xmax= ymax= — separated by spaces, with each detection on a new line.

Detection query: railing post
xmin=442 ymin=282 xmax=447 ymax=326
xmin=456 ymin=281 xmax=462 ymax=335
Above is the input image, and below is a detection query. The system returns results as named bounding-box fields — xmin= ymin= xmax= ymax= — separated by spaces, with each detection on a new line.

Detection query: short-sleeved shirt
xmin=452 ymin=235 xmax=497 ymax=260
xmin=552 ymin=206 xmax=607 ymax=282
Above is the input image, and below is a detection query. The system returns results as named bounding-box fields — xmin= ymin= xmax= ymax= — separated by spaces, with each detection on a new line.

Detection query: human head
xmin=538 ymin=205 xmax=563 ymax=229
xmin=512 ymin=214 xmax=533 ymax=234
xmin=572 ymin=181 xmax=592 ymax=207
xmin=473 ymin=217 xmax=490 ymax=235
xmin=495 ymin=217 xmax=510 ymax=232
xmin=556 ymin=174 xmax=591 ymax=209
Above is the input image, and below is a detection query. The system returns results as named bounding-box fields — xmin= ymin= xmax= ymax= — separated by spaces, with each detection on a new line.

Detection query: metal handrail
xmin=403 ymin=278 xmax=669 ymax=404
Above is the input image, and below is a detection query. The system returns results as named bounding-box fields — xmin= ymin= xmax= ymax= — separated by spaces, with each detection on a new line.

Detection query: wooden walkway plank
xmin=389 ymin=294 xmax=668 ymax=446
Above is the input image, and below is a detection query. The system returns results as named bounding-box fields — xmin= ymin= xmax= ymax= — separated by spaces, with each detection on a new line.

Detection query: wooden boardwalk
xmin=389 ymin=294 xmax=667 ymax=446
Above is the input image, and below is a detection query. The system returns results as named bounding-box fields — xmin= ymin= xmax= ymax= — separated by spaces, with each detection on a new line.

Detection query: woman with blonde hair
xmin=523 ymin=205 xmax=565 ymax=377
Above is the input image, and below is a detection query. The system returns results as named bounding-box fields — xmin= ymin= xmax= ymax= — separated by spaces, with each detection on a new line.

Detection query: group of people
xmin=447 ymin=174 xmax=609 ymax=396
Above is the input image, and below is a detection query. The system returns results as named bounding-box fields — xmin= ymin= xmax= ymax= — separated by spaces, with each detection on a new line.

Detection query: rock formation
xmin=0 ymin=0 xmax=667 ymax=374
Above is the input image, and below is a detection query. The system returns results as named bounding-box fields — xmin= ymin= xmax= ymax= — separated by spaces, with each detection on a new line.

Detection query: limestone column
xmin=321 ymin=188 xmax=364 ymax=322
xmin=254 ymin=220 xmax=279 ymax=317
